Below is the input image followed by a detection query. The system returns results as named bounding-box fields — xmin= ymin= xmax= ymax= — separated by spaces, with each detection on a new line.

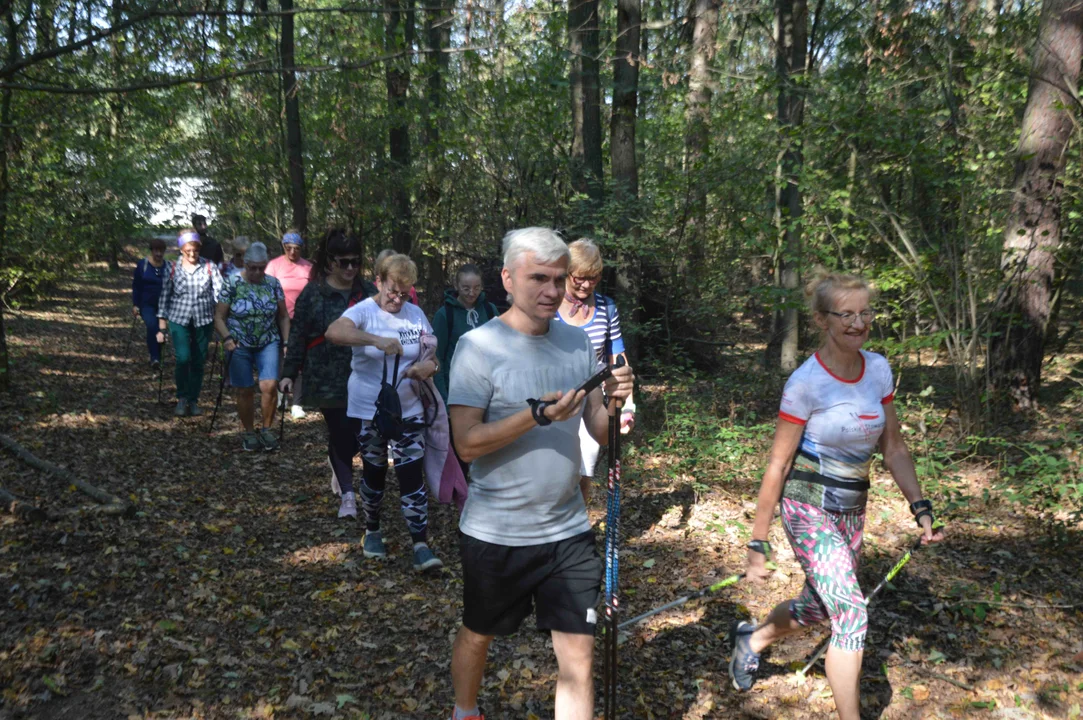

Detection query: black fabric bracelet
xmin=909 ymin=499 xmax=933 ymax=515
xmin=914 ymin=509 xmax=934 ymax=527
xmin=526 ymin=398 xmax=553 ymax=427
xmin=747 ymin=540 xmax=772 ymax=559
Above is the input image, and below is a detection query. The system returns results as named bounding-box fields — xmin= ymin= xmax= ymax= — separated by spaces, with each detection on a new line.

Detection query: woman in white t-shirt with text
xmin=728 ymin=271 xmax=945 ymax=720
xmin=326 ymin=254 xmax=443 ymax=573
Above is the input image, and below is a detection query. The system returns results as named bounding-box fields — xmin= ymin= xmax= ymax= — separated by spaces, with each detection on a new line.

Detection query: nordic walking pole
xmin=207 ymin=351 xmax=232 ymax=434
xmin=156 ymin=332 xmax=168 ymax=404
xmin=278 ymin=387 xmax=289 ymax=445
xmin=797 ymin=525 xmax=941 ymax=678
xmin=620 ymin=574 xmax=744 ymax=630
xmin=603 ymin=357 xmax=626 ymax=720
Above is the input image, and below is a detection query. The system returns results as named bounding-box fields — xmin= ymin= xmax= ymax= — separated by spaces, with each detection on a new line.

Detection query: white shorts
xmin=579 ymin=419 xmax=601 ymax=477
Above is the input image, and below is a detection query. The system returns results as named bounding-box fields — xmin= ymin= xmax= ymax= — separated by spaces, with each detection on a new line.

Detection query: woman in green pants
xmin=156 ymin=229 xmax=224 ymax=416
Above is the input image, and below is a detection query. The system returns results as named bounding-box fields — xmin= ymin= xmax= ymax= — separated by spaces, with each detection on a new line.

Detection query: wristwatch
xmin=526 ymin=398 xmax=554 ymax=426
xmin=747 ymin=540 xmax=772 ymax=559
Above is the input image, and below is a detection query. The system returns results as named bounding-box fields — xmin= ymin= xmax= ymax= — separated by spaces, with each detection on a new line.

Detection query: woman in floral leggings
xmin=729 ymin=271 xmax=945 ymax=720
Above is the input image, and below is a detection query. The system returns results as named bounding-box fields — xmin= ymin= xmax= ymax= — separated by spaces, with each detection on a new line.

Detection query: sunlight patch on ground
xmin=280 ymin=541 xmax=353 ymax=567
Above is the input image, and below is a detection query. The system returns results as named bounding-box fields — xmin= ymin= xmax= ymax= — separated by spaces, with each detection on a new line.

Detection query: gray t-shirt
xmin=448 ymin=318 xmax=597 ymax=546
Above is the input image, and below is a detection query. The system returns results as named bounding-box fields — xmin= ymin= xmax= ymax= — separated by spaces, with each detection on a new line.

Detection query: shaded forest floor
xmin=2 ymin=263 xmax=1083 ymax=720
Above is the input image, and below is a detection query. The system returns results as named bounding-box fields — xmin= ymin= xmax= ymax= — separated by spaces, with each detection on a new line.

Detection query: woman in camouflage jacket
xmin=280 ymin=229 xmax=377 ymax=519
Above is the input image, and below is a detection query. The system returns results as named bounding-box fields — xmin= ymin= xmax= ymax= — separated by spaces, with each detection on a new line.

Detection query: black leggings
xmin=319 ymin=407 xmax=360 ymax=495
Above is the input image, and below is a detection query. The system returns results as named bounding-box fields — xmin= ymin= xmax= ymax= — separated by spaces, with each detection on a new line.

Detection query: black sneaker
xmin=728 ymin=620 xmax=761 ymax=691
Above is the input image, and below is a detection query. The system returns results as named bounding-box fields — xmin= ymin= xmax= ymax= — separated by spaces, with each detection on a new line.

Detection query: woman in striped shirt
xmin=555 ymin=239 xmax=636 ymax=504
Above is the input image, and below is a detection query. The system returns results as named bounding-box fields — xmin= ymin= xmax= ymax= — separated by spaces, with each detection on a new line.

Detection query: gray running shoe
xmin=362 ymin=531 xmax=387 ymax=559
xmin=174 ymin=399 xmax=188 ymax=417
xmin=258 ymin=428 xmax=279 ymax=452
xmin=728 ymin=620 xmax=761 ymax=691
xmin=412 ymin=544 xmax=443 ymax=573
xmin=242 ymin=432 xmax=261 ymax=452
xmin=338 ymin=492 xmax=357 ymax=519
xmin=187 ymin=402 xmax=203 ymax=417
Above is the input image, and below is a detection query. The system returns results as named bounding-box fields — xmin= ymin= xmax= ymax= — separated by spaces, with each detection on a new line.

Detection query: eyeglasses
xmin=570 ymin=275 xmax=601 ymax=286
xmin=333 ymin=256 xmax=361 ymax=269
xmin=384 ymin=289 xmax=411 ymax=301
xmin=826 ymin=310 xmax=876 ymax=327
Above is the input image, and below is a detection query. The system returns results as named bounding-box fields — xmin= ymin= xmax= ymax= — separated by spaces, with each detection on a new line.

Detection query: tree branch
xmin=0 ymin=44 xmax=495 ymax=95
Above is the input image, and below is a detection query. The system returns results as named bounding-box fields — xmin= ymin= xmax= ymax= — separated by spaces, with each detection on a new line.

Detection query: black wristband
xmin=526 ymin=398 xmax=553 ymax=427
xmin=747 ymin=540 xmax=772 ymax=559
xmin=909 ymin=499 xmax=932 ymax=515
xmin=914 ymin=509 xmax=934 ymax=527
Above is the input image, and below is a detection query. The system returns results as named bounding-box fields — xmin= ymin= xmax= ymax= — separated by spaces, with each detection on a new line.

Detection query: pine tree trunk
xmin=990 ymin=0 xmax=1083 ymax=409
xmin=611 ymin=0 xmax=641 ymax=359
xmin=386 ymin=0 xmax=414 ymax=254
xmin=0 ymin=6 xmax=16 ymax=392
xmin=422 ymin=0 xmax=452 ymax=305
xmin=683 ymin=0 xmax=719 ymax=279
xmin=774 ymin=0 xmax=807 ymax=372
xmin=569 ymin=0 xmax=603 ymax=205
xmin=281 ymin=0 xmax=308 ymax=235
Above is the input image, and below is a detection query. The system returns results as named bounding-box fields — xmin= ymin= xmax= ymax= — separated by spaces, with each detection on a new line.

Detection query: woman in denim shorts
xmin=214 ymin=241 xmax=290 ymax=451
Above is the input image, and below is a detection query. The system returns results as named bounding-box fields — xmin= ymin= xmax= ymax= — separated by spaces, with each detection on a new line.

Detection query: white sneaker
xmin=291 ymin=405 xmax=306 ymax=419
xmin=338 ymin=491 xmax=357 ymax=519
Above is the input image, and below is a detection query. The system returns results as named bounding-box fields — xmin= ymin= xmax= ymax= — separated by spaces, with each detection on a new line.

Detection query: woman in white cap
xmin=215 ymin=241 xmax=290 ymax=451
xmin=267 ymin=229 xmax=313 ymax=419
xmin=156 ymin=228 xmax=225 ymax=417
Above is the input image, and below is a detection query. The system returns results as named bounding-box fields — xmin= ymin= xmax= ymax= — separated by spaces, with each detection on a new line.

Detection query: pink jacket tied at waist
xmin=414 ymin=333 xmax=468 ymax=510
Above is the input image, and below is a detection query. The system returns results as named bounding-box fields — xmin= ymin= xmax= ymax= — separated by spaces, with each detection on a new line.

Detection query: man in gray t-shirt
xmin=446 ymin=228 xmax=634 ymax=720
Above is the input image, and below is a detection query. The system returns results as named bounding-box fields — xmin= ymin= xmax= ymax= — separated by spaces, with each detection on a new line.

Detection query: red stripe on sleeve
xmin=778 ymin=411 xmax=807 ymax=426
xmin=881 ymin=393 xmax=895 ymax=404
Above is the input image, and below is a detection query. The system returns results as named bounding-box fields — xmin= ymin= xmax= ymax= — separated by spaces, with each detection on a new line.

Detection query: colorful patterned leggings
xmin=781 ymin=498 xmax=867 ymax=652
xmin=357 ymin=418 xmax=428 ymax=544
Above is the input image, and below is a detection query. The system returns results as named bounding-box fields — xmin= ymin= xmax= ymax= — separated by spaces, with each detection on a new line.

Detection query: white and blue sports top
xmin=555 ymin=292 xmax=626 ymax=364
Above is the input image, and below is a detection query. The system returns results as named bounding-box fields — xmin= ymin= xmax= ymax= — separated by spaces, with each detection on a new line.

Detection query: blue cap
xmin=177 ymin=231 xmax=201 ymax=248
xmin=282 ymin=232 xmax=303 ymax=246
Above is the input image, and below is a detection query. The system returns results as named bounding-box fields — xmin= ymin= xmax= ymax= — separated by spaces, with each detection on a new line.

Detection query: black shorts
xmin=460 ymin=530 xmax=602 ymax=636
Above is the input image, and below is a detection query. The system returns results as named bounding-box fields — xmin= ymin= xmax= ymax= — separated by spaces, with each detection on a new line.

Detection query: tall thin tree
xmin=610 ymin=0 xmax=641 ymax=356
xmin=0 ymin=5 xmax=15 ymax=392
xmin=769 ymin=0 xmax=806 ymax=372
xmin=683 ymin=0 xmax=719 ymax=278
xmin=569 ymin=0 xmax=603 ymax=207
xmin=990 ymin=0 xmax=1083 ymax=408
xmin=281 ymin=0 xmax=308 ymax=235
xmin=386 ymin=0 xmax=414 ymax=254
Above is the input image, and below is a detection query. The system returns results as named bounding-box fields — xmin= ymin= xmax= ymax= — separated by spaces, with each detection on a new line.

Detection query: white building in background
xmin=149 ymin=177 xmax=215 ymax=227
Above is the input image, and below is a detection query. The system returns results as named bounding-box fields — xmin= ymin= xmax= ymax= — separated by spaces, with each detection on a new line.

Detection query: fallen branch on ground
xmin=0 ymin=433 xmax=134 ymax=517
xmin=0 ymin=486 xmax=47 ymax=522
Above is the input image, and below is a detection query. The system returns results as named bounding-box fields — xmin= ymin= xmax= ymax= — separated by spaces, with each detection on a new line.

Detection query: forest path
xmin=0 ymin=263 xmax=1081 ymax=719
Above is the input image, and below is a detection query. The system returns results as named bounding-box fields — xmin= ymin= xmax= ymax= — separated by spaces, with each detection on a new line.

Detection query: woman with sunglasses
xmin=555 ymin=238 xmax=636 ymax=504
xmin=282 ymin=230 xmax=376 ymax=518
xmin=728 ymin=271 xmax=945 ymax=720
xmin=325 ymin=253 xmax=442 ymax=573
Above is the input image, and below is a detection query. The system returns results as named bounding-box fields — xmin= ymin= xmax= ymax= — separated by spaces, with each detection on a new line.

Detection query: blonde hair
xmin=568 ymin=238 xmax=603 ymax=278
xmin=378 ymin=253 xmax=418 ymax=286
xmin=374 ymin=248 xmax=395 ymax=276
xmin=804 ymin=269 xmax=876 ymax=315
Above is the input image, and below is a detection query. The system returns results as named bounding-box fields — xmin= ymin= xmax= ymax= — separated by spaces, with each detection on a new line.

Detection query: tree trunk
xmin=569 ymin=0 xmax=603 ymax=205
xmin=683 ymin=0 xmax=719 ymax=278
xmin=990 ymin=0 xmax=1083 ymax=409
xmin=422 ymin=0 xmax=451 ymax=304
xmin=280 ymin=0 xmax=308 ymax=235
xmin=610 ymin=0 xmax=641 ymax=358
xmin=769 ymin=0 xmax=807 ymax=372
xmin=386 ymin=0 xmax=413 ymax=254
xmin=0 ymin=6 xmax=16 ymax=392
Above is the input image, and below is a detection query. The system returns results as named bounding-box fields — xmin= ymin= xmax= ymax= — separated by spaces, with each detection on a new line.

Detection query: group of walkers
xmin=132 ymin=220 xmax=944 ymax=720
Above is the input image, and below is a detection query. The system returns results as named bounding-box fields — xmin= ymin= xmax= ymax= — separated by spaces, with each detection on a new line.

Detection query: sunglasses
xmin=570 ymin=275 xmax=601 ymax=286
xmin=333 ymin=256 xmax=362 ymax=269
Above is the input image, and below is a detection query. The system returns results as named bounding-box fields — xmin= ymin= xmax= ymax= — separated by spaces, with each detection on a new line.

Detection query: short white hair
xmin=502 ymin=227 xmax=569 ymax=270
